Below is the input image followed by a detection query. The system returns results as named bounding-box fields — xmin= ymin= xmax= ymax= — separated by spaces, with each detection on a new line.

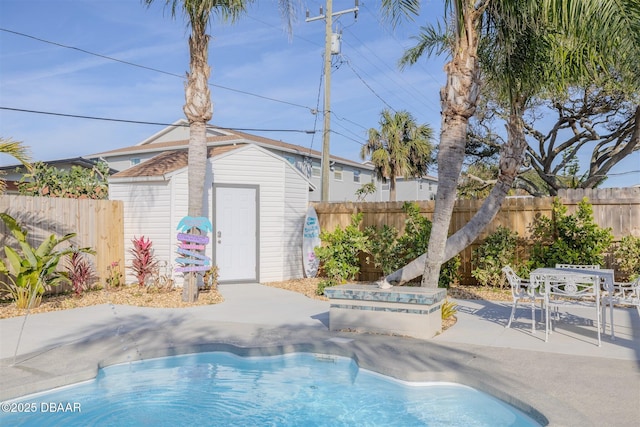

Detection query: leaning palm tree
xmin=0 ymin=137 xmax=31 ymax=194
xmin=380 ymin=0 xmax=640 ymax=288
xmin=361 ymin=110 xmax=434 ymax=202
xmin=144 ymin=0 xmax=296 ymax=301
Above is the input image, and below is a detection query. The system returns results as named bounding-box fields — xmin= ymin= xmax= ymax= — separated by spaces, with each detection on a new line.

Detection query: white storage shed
xmin=109 ymin=143 xmax=313 ymax=285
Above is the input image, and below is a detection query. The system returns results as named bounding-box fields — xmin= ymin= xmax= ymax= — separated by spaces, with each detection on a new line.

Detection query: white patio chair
xmin=502 ymin=266 xmax=545 ymax=333
xmin=601 ymin=276 xmax=640 ymax=340
xmin=555 ymin=264 xmax=600 ymax=270
xmin=544 ymin=272 xmax=602 ymax=346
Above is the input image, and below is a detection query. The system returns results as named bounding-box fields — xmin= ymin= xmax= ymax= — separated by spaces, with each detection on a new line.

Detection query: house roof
xmin=89 ymin=123 xmax=370 ymax=170
xmin=0 ymin=156 xmax=118 ymax=174
xmin=111 ymin=145 xmax=239 ymax=178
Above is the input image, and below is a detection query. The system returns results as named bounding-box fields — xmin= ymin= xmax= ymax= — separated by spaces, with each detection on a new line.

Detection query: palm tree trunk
xmin=182 ymin=24 xmax=212 ymax=303
xmin=419 ymin=119 xmax=468 ymax=287
xmin=187 ymin=121 xmax=208 ymax=217
xmin=390 ymin=176 xmax=397 ymax=202
xmin=419 ymin=7 xmax=481 ymax=288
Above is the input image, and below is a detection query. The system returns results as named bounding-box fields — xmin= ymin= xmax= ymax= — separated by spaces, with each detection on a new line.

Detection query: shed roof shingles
xmin=112 ymin=145 xmax=241 ymax=178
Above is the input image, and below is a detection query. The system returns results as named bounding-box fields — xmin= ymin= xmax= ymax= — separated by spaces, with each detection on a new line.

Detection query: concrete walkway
xmin=1 ymin=283 xmax=639 ymax=426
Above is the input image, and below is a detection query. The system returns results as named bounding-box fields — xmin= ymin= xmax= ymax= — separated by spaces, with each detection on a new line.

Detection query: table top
xmin=531 ymin=267 xmax=614 ymax=291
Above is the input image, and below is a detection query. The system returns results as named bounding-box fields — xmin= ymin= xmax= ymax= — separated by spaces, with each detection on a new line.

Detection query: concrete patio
xmin=1 ymin=283 xmax=639 ymax=426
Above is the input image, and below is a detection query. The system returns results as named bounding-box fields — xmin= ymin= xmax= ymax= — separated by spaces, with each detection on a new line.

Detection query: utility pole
xmin=307 ymin=1 xmax=358 ymax=202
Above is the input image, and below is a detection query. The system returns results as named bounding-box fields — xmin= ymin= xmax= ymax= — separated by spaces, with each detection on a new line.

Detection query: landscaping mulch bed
xmin=0 ymin=286 xmax=224 ymax=319
xmin=0 ymin=279 xmax=512 ymax=320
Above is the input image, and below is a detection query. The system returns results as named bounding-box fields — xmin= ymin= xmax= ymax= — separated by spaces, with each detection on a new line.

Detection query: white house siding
xmin=210 ymin=145 xmax=307 ymax=283
xmin=109 ymin=180 xmax=174 ymax=285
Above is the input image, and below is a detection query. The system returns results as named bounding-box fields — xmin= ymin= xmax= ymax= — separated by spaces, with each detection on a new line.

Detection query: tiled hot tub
xmin=324 ymin=284 xmax=447 ymax=339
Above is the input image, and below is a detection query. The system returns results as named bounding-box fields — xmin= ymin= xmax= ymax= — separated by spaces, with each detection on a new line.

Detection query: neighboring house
xmin=0 ymin=157 xmax=117 ymax=194
xmin=379 ymin=176 xmax=438 ymax=201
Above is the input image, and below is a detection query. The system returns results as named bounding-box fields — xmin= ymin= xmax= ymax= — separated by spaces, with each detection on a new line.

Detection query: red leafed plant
xmin=129 ymin=236 xmax=158 ymax=287
xmin=66 ymin=251 xmax=97 ymax=296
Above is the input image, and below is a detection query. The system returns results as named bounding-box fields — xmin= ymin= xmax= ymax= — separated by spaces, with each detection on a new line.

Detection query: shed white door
xmin=214 ymin=185 xmax=258 ymax=282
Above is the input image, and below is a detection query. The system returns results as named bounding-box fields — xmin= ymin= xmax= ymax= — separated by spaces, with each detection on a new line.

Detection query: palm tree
xmin=380 ymin=0 xmax=640 ymax=288
xmin=144 ymin=0 xmax=296 ymax=301
xmin=0 ymin=137 xmax=31 ymax=194
xmin=361 ymin=110 xmax=434 ymax=202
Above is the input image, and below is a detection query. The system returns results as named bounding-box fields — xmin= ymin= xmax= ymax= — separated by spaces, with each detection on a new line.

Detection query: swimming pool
xmin=1 ymin=352 xmax=541 ymax=426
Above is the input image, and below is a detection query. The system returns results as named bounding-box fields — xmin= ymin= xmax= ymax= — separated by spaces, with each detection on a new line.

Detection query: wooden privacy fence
xmin=313 ymin=188 xmax=640 ymax=285
xmin=0 ymin=195 xmax=124 ymax=293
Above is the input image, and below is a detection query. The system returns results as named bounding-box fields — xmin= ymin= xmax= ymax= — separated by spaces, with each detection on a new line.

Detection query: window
xmin=353 ymin=170 xmax=361 ymax=183
xmin=312 ymin=163 xmax=321 ymax=178
xmin=130 ymin=158 xmax=141 ymax=166
xmin=333 ymin=165 xmax=343 ymax=181
xmin=284 ymin=156 xmax=295 ymax=165
xmin=382 ymin=182 xmax=390 ymax=191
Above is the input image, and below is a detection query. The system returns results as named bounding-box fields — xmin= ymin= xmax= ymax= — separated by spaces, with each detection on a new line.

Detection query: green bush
xmin=614 ymin=235 xmax=640 ymax=280
xmin=364 ymin=224 xmax=401 ymax=275
xmin=315 ymin=213 xmax=370 ymax=294
xmin=528 ymin=197 xmax=613 ymax=269
xmin=366 ymin=202 xmax=461 ymax=288
xmin=439 ymin=255 xmax=461 ymax=289
xmin=472 ymin=226 xmax=520 ymax=288
xmin=18 ymin=160 xmax=110 ymax=199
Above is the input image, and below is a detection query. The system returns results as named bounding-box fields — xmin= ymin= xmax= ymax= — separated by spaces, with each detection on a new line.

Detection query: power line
xmin=0 ymin=27 xmax=315 ymax=112
xmin=340 ymin=55 xmax=396 ymax=112
xmin=0 ymin=107 xmax=316 ymax=133
xmin=330 ymin=129 xmax=366 ymax=147
xmin=341 ymin=30 xmax=440 ymax=114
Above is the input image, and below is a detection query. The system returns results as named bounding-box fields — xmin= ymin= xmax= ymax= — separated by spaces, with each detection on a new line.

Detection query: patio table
xmin=530 ymin=267 xmax=615 ymax=342
xmin=531 ymin=267 xmax=614 ymax=293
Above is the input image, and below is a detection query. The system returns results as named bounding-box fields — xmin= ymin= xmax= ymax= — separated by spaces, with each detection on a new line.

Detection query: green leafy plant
xmin=472 ymin=226 xmax=522 ymax=288
xmin=364 ymin=224 xmax=401 ymax=275
xmin=614 ymin=235 xmax=640 ymax=280
xmin=105 ymin=261 xmax=123 ymax=289
xmin=438 ymin=256 xmax=461 ymax=289
xmin=18 ymin=160 xmax=110 ymax=199
xmin=315 ymin=213 xmax=370 ymax=294
xmin=355 ymin=182 xmax=377 ymax=201
xmin=66 ymin=251 xmax=97 ymax=296
xmin=129 ymin=236 xmax=158 ymax=287
xmin=0 ymin=213 xmax=93 ymax=308
xmin=528 ymin=198 xmax=613 ymax=269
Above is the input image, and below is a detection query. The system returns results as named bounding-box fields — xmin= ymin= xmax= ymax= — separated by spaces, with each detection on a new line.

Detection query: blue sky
xmin=1 ymin=0 xmax=638 ymax=187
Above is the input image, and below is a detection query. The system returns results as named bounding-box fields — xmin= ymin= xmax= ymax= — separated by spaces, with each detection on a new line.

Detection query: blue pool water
xmin=2 ymin=352 xmax=541 ymax=426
